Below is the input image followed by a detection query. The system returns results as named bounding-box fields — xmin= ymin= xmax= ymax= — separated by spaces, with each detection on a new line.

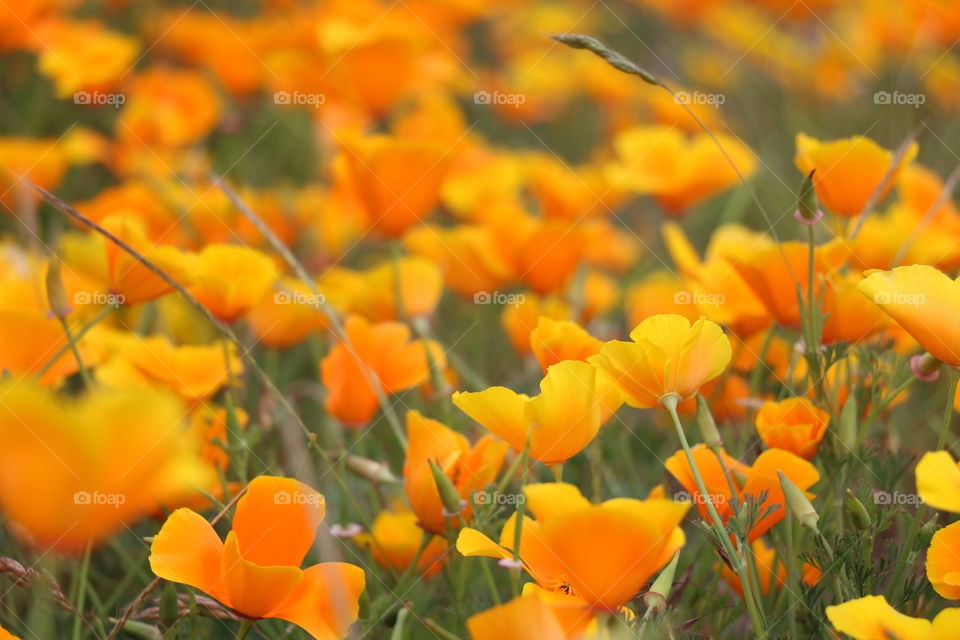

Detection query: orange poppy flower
xmin=353 ymin=504 xmax=449 ymax=577
xmin=404 ymin=223 xmax=515 ymax=298
xmin=0 ymin=381 xmax=212 ymax=554
xmin=624 ymin=270 xmax=701 ymax=328
xmin=857 ymin=265 xmax=960 ymax=365
xmin=529 ymin=317 xmax=603 ymax=372
xmin=820 ymin=272 xmax=889 ymax=345
xmin=0 ymin=137 xmax=69 ymax=202
xmin=188 ymin=403 xmax=249 ymax=472
xmin=609 ymin=125 xmax=756 ymax=215
xmin=345 ymin=256 xmax=444 ymax=322
xmin=150 ymin=476 xmax=365 ymax=639
xmin=0 ymin=625 xmax=19 ymax=640
xmin=755 ymin=398 xmax=830 ymax=459
xmin=794 ymin=133 xmax=918 ymax=217
xmin=452 ymin=360 xmax=602 ymax=464
xmin=118 ymin=67 xmax=222 ymax=149
xmin=590 ymin=315 xmax=731 ymax=409
xmin=467 ymin=589 xmax=597 ymax=640
xmin=0 ymin=310 xmax=90 ymax=386
xmin=320 ymin=315 xmax=444 ymax=426
xmin=457 ymin=482 xmax=688 ymax=611
xmin=665 ymin=445 xmax=819 ymax=541
xmin=403 ymin=410 xmax=507 ymax=535
xmin=97 ymin=216 xmax=197 ymax=305
xmin=246 ymin=278 xmax=330 ymax=350
xmin=338 ymin=132 xmax=453 ymax=237
xmin=497 ymin=293 xmax=567 ymax=357
xmin=719 ymin=539 xmax=821 ymax=597
xmin=188 ymin=244 xmax=278 ymax=323
xmin=95 ymin=335 xmax=242 ymax=402
xmin=33 ymin=20 xmax=138 ymax=97
xmin=733 ymin=240 xmax=848 ymax=328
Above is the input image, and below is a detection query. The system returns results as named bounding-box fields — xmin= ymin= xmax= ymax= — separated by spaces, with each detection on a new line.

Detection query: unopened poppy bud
xmin=428 ymin=459 xmax=464 ymax=517
xmin=643 ymin=551 xmax=680 ymax=614
xmin=551 ymin=33 xmax=658 ymax=85
xmin=839 ymin=396 xmax=858 ymax=452
xmin=159 ymin=581 xmax=179 ymax=629
xmin=696 ymin=395 xmax=722 ymax=448
xmin=345 ymin=454 xmax=399 ymax=485
xmin=45 ymin=258 xmax=71 ymax=319
xmin=110 ymin=619 xmax=162 ymax=640
xmin=911 ymin=352 xmax=941 ymax=382
xmin=919 ymin=518 xmax=939 ymax=548
xmin=778 ymin=470 xmax=820 ymax=533
xmin=844 ymin=490 xmax=871 ymax=530
xmin=795 ymin=170 xmax=823 ymax=225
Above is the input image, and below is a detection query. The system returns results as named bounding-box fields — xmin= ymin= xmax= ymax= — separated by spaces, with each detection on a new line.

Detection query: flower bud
xmin=45 ymin=258 xmax=71 ymax=319
xmin=795 ymin=170 xmax=823 ymax=225
xmin=911 ymin=352 xmax=941 ymax=382
xmin=428 ymin=459 xmax=465 ymax=517
xmin=345 ymin=455 xmax=400 ymax=485
xmin=643 ymin=551 xmax=680 ymax=614
xmin=778 ymin=470 xmax=820 ymax=533
xmin=696 ymin=394 xmax=722 ymax=448
xmin=844 ymin=490 xmax=871 ymax=530
xmin=838 ymin=396 xmax=858 ymax=452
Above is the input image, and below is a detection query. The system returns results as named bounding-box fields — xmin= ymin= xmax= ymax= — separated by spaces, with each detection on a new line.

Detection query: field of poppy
xmin=3 ymin=0 xmax=960 ymax=638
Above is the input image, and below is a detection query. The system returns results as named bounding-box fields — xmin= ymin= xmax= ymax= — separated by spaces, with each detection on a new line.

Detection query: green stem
xmin=783 ymin=506 xmax=799 ymax=638
xmin=58 ymin=317 xmax=93 ymax=388
xmin=662 ymin=395 xmax=767 ymax=639
xmin=235 ymin=619 xmax=253 ymax=640
xmin=71 ymin=541 xmax=93 ymax=640
xmin=35 ymin=305 xmax=114 ymax=382
xmin=511 ymin=441 xmax=531 ymax=596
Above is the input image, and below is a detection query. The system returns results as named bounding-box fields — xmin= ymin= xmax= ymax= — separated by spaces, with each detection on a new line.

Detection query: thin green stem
xmin=35 ymin=305 xmax=114 ymax=382
xmin=58 ymin=317 xmax=92 ymax=388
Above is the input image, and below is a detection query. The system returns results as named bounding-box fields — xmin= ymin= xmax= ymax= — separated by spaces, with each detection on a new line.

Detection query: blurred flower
xmin=665 ymin=445 xmax=819 ymax=541
xmin=733 ymin=240 xmax=848 ymax=328
xmin=755 ymin=398 xmax=829 ymax=459
xmin=188 ymin=403 xmax=248 ymax=472
xmin=590 ymin=315 xmax=731 ymax=408
xmin=354 ymin=503 xmax=449 ymax=577
xmin=529 ymin=317 xmax=603 ymax=372
xmin=96 ymin=335 xmax=242 ymax=402
xmin=857 ymin=265 xmax=960 ymax=364
xmin=403 ymin=409 xmax=507 ymax=536
xmin=404 ymin=223 xmax=515 ymax=298
xmin=246 ymin=278 xmax=330 ymax=349
xmin=0 ymin=381 xmax=212 ymax=554
xmin=501 ymin=293 xmax=570 ymax=356
xmin=609 ymin=125 xmax=756 ymax=215
xmin=794 ymin=133 xmax=918 ymax=217
xmin=189 ymin=245 xmax=278 ymax=323
xmin=118 ymin=67 xmax=221 ymax=149
xmin=34 ymin=20 xmax=138 ymax=97
xmin=457 ymin=482 xmax=688 ymax=611
xmin=625 ymin=270 xmax=700 ymax=327
xmin=916 ymin=450 xmax=960 ymax=513
xmin=826 ymin=595 xmax=960 ymax=640
xmin=345 ymin=256 xmax=444 ymax=321
xmin=150 ymin=476 xmax=365 ymax=639
xmin=466 ymin=589 xmax=598 ymax=640
xmin=320 ymin=315 xmax=444 ymax=426
xmin=452 ymin=360 xmax=602 ymax=464
xmin=927 ymin=521 xmax=960 ymax=599
xmin=338 ymin=132 xmax=453 ymax=237
xmin=0 ymin=137 xmax=69 ymax=201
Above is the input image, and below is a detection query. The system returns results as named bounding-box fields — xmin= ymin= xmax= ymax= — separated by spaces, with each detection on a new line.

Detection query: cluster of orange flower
xmin=2 ymin=0 xmax=960 ymax=639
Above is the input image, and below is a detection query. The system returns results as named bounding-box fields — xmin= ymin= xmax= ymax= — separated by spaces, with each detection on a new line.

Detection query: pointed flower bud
xmin=844 ymin=490 xmax=871 ymax=530
xmin=428 ymin=459 xmax=465 ymax=517
xmin=795 ymin=170 xmax=823 ymax=225
xmin=838 ymin=396 xmax=858 ymax=452
xmin=45 ymin=258 xmax=71 ymax=319
xmin=696 ymin=394 xmax=722 ymax=448
xmin=778 ymin=470 xmax=820 ymax=534
xmin=643 ymin=551 xmax=680 ymax=614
